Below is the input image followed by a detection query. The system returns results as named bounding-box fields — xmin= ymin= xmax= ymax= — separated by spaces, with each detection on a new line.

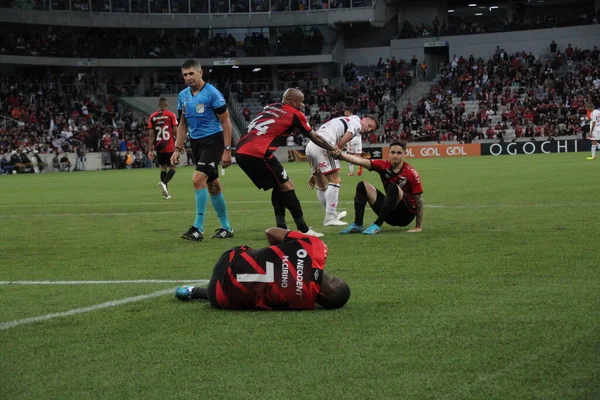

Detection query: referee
xmin=171 ymin=59 xmax=234 ymax=242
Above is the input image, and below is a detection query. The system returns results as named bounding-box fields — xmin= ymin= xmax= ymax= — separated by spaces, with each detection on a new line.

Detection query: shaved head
xmin=282 ymin=88 xmax=304 ymax=104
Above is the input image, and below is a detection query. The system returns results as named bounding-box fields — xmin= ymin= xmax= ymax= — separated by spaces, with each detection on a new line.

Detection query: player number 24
xmin=155 ymin=126 xmax=171 ymax=141
xmin=236 ymin=261 xmax=275 ymax=283
xmin=247 ymin=118 xmax=275 ymax=135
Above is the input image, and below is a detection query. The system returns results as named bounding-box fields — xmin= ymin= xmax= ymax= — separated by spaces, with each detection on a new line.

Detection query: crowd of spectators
xmin=399 ymin=7 xmax=600 ymax=39
xmin=0 ymin=72 xmax=158 ymax=172
xmin=377 ymin=44 xmax=600 ymax=144
xmin=0 ymin=25 xmax=326 ymax=59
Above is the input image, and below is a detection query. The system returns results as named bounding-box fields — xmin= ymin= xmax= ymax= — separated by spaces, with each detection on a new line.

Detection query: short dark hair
xmin=317 ymin=277 xmax=351 ymax=309
xmin=158 ymin=97 xmax=167 ymax=103
xmin=364 ymin=114 xmax=380 ymax=130
xmin=181 ymin=59 xmax=202 ymax=70
xmin=389 ymin=140 xmax=407 ymax=150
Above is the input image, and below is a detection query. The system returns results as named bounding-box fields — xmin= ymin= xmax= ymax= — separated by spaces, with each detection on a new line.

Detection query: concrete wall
xmin=0 ymin=7 xmax=375 ymax=29
xmin=343 ymin=24 xmax=600 ymax=65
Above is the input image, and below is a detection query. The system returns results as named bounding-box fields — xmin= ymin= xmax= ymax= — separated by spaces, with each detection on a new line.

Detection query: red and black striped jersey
xmin=148 ymin=110 xmax=178 ymax=153
xmin=370 ymin=160 xmax=423 ymax=211
xmin=235 ymin=103 xmax=312 ymax=158
xmin=212 ymin=231 xmax=327 ymax=310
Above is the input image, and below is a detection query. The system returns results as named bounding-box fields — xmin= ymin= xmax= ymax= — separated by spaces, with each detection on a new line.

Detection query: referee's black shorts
xmin=189 ymin=132 xmax=224 ymax=182
xmin=236 ymin=153 xmax=290 ymax=191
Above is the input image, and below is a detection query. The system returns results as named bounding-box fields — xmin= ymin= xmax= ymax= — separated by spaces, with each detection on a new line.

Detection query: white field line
xmin=0 ymin=279 xmax=209 ymax=331
xmin=0 ymin=279 xmax=209 ymax=285
xmin=0 ymin=202 xmax=598 ymax=219
xmin=0 ymin=289 xmax=171 ymax=331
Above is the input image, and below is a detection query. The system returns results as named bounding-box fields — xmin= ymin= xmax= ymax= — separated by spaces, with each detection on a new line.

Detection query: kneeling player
xmin=175 ymin=227 xmax=351 ymax=310
xmin=336 ymin=140 xmax=424 ymax=235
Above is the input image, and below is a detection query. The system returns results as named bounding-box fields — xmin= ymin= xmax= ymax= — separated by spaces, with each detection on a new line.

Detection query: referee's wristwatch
xmin=224 ymin=145 xmax=232 ymax=151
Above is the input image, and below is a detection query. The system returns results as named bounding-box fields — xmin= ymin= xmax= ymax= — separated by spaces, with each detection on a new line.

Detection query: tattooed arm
xmin=407 ymin=194 xmax=423 ymax=233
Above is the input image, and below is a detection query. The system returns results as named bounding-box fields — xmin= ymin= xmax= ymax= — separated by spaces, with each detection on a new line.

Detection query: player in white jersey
xmin=343 ymin=109 xmax=364 ymax=176
xmin=587 ymin=105 xmax=600 ymax=160
xmin=306 ymin=114 xmax=378 ymax=226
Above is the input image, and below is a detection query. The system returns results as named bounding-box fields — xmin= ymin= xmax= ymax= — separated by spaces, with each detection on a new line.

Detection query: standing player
xmin=587 ymin=104 xmax=600 ymax=160
xmin=344 ymin=108 xmax=364 ymax=177
xmin=171 ymin=59 xmax=233 ymax=241
xmin=235 ymin=88 xmax=340 ymax=237
xmin=306 ymin=114 xmax=378 ymax=226
xmin=148 ymin=97 xmax=178 ymax=199
xmin=336 ymin=140 xmax=424 ymax=235
xmin=175 ymin=227 xmax=351 ymax=310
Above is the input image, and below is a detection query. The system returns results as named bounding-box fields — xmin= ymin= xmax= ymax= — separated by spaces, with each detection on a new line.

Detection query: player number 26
xmin=247 ymin=118 xmax=275 ymax=136
xmin=155 ymin=126 xmax=171 ymax=141
xmin=236 ymin=261 xmax=275 ymax=283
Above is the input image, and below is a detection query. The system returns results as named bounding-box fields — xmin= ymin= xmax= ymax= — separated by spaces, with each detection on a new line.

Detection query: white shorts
xmin=306 ymin=141 xmax=340 ymax=175
xmin=589 ymin=129 xmax=600 ymax=141
xmin=345 ymin=136 xmax=363 ymax=154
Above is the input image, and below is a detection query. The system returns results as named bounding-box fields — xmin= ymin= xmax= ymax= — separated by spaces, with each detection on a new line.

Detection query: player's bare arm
xmin=307 ymin=130 xmax=338 ymax=153
xmin=336 ymin=131 xmax=354 ymax=150
xmin=171 ymin=115 xmax=187 ymax=165
xmin=407 ymin=193 xmax=423 ymax=233
xmin=265 ymin=227 xmax=289 ymax=245
xmin=337 ymin=152 xmax=372 ymax=169
xmin=217 ymin=109 xmax=233 ymax=168
xmin=147 ymin=128 xmax=155 ymax=161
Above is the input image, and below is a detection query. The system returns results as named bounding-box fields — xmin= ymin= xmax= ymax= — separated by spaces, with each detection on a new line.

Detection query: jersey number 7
xmin=236 ymin=261 xmax=275 ymax=283
xmin=247 ymin=118 xmax=275 ymax=136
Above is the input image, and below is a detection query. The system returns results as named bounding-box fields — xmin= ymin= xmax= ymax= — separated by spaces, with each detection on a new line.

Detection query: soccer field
xmin=1 ymin=153 xmax=599 ymax=400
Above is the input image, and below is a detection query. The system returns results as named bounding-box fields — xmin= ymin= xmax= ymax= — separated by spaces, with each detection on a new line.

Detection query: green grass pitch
xmin=1 ymin=153 xmax=599 ymax=399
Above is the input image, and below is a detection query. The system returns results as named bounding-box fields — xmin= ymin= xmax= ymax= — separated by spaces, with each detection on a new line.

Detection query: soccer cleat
xmin=339 ymin=223 xmax=364 ymax=234
xmin=304 ymin=228 xmax=325 ymax=238
xmin=586 ymin=157 xmax=595 ymax=160
xmin=210 ymin=228 xmax=234 ymax=239
xmin=348 ymin=172 xmax=354 ymax=176
xmin=335 ymin=211 xmax=347 ymax=221
xmin=175 ymin=286 xmax=194 ymax=301
xmin=158 ymin=182 xmax=169 ymax=199
xmin=324 ymin=218 xmax=348 ymax=226
xmin=181 ymin=226 xmax=203 ymax=241
xmin=362 ymin=223 xmax=382 ymax=235
xmin=165 ymin=195 xmax=171 ymax=200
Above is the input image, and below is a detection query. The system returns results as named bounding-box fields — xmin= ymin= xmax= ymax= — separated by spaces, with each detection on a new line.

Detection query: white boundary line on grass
xmin=0 ymin=279 xmax=208 ymax=285
xmin=0 ymin=279 xmax=209 ymax=331
xmin=0 ymin=202 xmax=599 ymax=219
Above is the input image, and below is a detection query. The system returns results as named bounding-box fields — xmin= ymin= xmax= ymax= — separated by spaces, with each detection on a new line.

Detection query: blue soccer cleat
xmin=362 ymin=223 xmax=382 ymax=235
xmin=175 ymin=286 xmax=194 ymax=301
xmin=339 ymin=223 xmax=364 ymax=234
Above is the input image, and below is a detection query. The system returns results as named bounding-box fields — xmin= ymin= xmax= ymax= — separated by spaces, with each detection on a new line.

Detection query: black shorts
xmin=236 ymin=153 xmax=289 ymax=191
xmin=156 ymin=152 xmax=173 ymax=167
xmin=190 ymin=132 xmax=224 ymax=182
xmin=371 ymin=188 xmax=416 ymax=227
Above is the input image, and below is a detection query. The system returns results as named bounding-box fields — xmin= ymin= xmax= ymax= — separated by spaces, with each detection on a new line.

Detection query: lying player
xmin=175 ymin=227 xmax=351 ymax=310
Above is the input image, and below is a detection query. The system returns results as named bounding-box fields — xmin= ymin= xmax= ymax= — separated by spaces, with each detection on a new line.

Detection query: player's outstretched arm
xmin=307 ymin=130 xmax=337 ymax=153
xmin=265 ymin=227 xmax=289 ymax=245
xmin=337 ymin=152 xmax=371 ymax=169
xmin=336 ymin=131 xmax=354 ymax=150
xmin=407 ymin=193 xmax=423 ymax=233
xmin=171 ymin=116 xmax=187 ymax=165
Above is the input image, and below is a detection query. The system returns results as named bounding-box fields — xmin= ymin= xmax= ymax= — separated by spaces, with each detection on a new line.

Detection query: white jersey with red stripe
xmin=316 ymin=116 xmax=362 ymax=146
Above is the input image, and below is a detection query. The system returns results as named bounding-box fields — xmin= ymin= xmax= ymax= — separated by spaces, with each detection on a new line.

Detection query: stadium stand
xmin=1 ymin=0 xmax=599 ymax=172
